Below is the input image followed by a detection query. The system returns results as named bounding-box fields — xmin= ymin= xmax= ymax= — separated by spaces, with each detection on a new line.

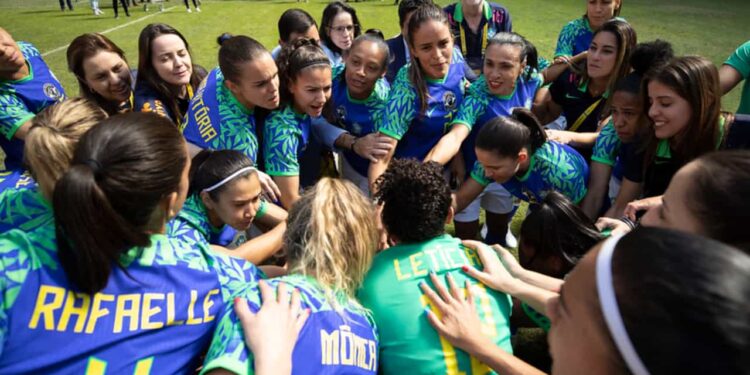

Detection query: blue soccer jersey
xmin=0 ymin=222 xmax=264 ymax=374
xmin=0 ymin=169 xmax=35 ymax=193
xmin=453 ymin=73 xmax=542 ymax=172
xmin=378 ymin=62 xmax=466 ymax=161
xmin=182 ymin=68 xmax=261 ymax=163
xmin=0 ymin=42 xmax=66 ymax=171
xmin=330 ymin=65 xmax=390 ymax=176
xmin=201 ymin=274 xmax=379 ymax=375
xmin=263 ymin=106 xmax=312 ymax=177
xmin=0 ymin=184 xmax=52 ymax=234
xmin=471 ymin=141 xmax=589 ymax=205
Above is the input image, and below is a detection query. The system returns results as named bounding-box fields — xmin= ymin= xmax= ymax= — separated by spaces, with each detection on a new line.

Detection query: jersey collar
xmin=453 ymin=1 xmax=492 ymax=24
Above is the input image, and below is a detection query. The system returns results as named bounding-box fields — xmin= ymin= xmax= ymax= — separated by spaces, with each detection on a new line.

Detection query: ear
xmin=164 ymin=191 xmax=179 ymax=220
xmin=224 ymin=78 xmax=240 ymax=95
xmin=518 ymin=149 xmax=529 ymax=164
xmin=200 ymin=191 xmax=215 ymax=211
xmin=444 ymin=205 xmax=455 ymax=225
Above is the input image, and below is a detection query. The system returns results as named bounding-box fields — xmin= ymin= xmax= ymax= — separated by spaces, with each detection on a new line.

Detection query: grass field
xmin=1 ymin=0 xmax=748 ymax=111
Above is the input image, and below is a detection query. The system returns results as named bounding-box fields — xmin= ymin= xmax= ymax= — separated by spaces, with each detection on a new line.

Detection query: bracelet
xmin=618 ymin=216 xmax=637 ymax=230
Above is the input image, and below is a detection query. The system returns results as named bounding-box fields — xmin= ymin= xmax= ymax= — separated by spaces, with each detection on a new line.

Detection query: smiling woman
xmin=133 ymin=23 xmax=206 ymax=126
xmin=67 ymin=33 xmax=133 ymax=115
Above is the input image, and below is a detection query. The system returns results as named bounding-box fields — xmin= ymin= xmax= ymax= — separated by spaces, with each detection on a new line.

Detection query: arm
xmin=545 ymin=130 xmax=600 ymax=147
xmin=367 ymin=137 xmax=397 ymax=190
xmin=532 ymin=92 xmax=563 ymax=125
xmin=274 ymin=176 xmax=300 ymax=210
xmin=623 ymin=195 xmax=662 ymax=221
xmin=454 ymin=177 xmax=486 ymax=213
xmin=253 ymin=201 xmax=287 ymax=229
xmin=604 ymin=178 xmax=642 ymax=218
xmin=719 ymin=64 xmax=743 ymax=95
xmin=541 ymin=51 xmax=587 ymax=85
xmin=333 ymin=132 xmax=394 ymax=162
xmin=580 ymin=161 xmax=612 ymax=219
xmin=231 ymin=222 xmax=286 ymax=265
xmin=425 ymin=123 xmax=471 ymax=165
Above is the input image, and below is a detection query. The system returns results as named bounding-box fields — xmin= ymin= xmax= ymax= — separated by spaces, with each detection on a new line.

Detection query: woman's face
xmin=475 ymin=148 xmax=522 ymax=184
xmin=151 ymin=34 xmax=192 ymax=86
xmin=329 ymin=11 xmax=355 ymax=51
xmin=546 ymin=245 xmax=620 ymax=375
xmin=610 ymin=90 xmax=643 ymax=142
xmin=586 ymin=0 xmax=620 ymax=29
xmin=410 ymin=20 xmax=453 ymax=80
xmin=641 ymin=162 xmax=705 ymax=234
xmin=483 ymin=43 xmax=525 ymax=97
xmin=344 ymin=40 xmax=386 ymax=100
xmin=83 ymin=50 xmax=132 ymax=103
xmin=0 ymin=28 xmax=25 ymax=75
xmin=587 ymin=31 xmax=618 ymax=81
xmin=289 ymin=66 xmax=332 ymax=117
xmin=647 ymin=80 xmax=692 ymax=140
xmin=204 ymin=173 xmax=263 ymax=231
xmin=227 ymin=53 xmax=280 ymax=111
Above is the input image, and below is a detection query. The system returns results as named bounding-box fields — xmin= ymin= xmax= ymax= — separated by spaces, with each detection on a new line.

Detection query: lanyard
xmin=460 ymin=20 xmax=488 ymax=57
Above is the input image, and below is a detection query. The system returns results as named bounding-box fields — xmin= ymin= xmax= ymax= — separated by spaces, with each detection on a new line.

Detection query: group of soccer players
xmin=0 ymin=0 xmax=749 ymax=373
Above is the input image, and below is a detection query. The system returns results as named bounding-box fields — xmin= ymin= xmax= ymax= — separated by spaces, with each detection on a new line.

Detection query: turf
xmin=1 ymin=0 xmax=748 ymax=111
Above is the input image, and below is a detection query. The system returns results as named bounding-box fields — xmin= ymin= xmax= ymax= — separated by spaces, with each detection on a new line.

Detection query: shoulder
xmin=265 ymin=107 xmax=297 ymax=128
xmin=391 ymin=66 xmax=416 ymax=94
xmin=17 ymin=42 xmax=41 ymax=59
xmin=488 ymin=2 xmax=511 ymax=19
xmin=332 ymin=64 xmax=346 ymax=82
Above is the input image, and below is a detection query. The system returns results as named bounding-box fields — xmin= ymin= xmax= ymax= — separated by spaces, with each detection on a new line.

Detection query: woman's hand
xmin=256 ymin=170 xmax=282 ymax=203
xmin=420 ymin=272 xmax=494 ymax=354
xmin=234 ymin=281 xmax=310 ymax=375
xmin=623 ymin=196 xmax=662 ymax=221
xmin=353 ymin=133 xmax=395 ymax=162
xmin=460 ymin=240 xmax=522 ymax=294
xmin=545 ymin=129 xmax=575 ymax=144
xmin=595 ymin=217 xmax=633 ymax=236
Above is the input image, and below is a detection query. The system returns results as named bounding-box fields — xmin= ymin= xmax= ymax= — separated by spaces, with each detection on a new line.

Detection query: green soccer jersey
xmin=725 ymin=40 xmax=750 ymax=115
xmin=358 ymin=234 xmax=512 ymax=375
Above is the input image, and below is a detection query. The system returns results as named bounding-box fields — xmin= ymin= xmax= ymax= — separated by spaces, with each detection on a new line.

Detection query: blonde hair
xmin=24 ymin=97 xmax=107 ymax=199
xmin=285 ymin=178 xmax=378 ymax=305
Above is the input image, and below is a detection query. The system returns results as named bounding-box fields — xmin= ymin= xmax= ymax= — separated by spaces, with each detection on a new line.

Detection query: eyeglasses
xmin=330 ymin=25 xmax=355 ymax=34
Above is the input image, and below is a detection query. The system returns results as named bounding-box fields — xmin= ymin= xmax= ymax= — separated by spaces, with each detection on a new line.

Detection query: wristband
xmin=255 ymin=200 xmax=268 ymax=220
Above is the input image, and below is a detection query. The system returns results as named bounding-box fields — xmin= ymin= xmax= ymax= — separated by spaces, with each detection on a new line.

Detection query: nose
xmin=354 ymin=64 xmax=366 ymax=77
xmin=245 ymin=203 xmax=257 ymax=219
xmin=648 ymin=103 xmax=658 ymax=120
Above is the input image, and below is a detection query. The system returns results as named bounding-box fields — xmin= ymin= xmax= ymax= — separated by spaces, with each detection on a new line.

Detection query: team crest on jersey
xmin=336 ymin=105 xmax=347 ymax=122
xmin=351 ymin=122 xmax=362 ymax=135
xmin=43 ymin=83 xmax=62 ymax=101
xmin=443 ymin=91 xmax=457 ymax=111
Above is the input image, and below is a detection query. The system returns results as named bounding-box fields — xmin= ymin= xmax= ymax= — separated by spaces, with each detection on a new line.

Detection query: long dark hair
xmin=277 ymin=8 xmax=318 ymax=43
xmin=136 ymin=23 xmax=204 ymax=122
xmin=53 ymin=112 xmax=187 ymax=294
xmin=67 ymin=33 xmax=131 ymax=115
xmin=277 ymin=37 xmax=331 ymax=108
xmin=610 ymin=227 xmax=749 ymax=374
xmin=189 ymin=149 xmax=256 ymax=200
xmin=320 ymin=1 xmax=362 ymax=55
xmin=406 ymin=3 xmax=451 ymax=115
xmin=475 ymin=107 xmax=547 ymax=157
xmin=520 ymin=191 xmax=603 ymax=278
xmin=582 ymin=19 xmax=637 ymax=109
xmin=642 ymin=56 xmax=722 ymax=165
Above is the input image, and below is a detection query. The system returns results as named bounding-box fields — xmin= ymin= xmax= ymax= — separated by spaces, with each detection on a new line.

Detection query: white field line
xmin=41 ymin=5 xmax=177 ymax=57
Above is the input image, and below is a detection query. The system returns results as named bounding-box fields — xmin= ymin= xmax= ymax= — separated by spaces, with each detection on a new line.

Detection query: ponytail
xmin=475 ymin=108 xmax=547 ymax=157
xmin=53 ymin=112 xmax=187 ymax=294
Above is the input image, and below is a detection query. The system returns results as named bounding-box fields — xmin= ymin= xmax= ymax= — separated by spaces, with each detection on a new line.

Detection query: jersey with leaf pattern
xmin=201 ymin=274 xmax=378 ymax=375
xmin=471 ymin=141 xmax=589 ymax=204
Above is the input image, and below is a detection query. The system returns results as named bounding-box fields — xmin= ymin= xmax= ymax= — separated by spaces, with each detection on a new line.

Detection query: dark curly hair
xmin=374 ymin=159 xmax=451 ymax=244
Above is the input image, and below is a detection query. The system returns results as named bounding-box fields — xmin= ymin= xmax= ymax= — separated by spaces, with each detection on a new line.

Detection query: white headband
xmin=596 ymin=234 xmax=650 ymax=375
xmin=202 ymin=167 xmax=256 ymax=193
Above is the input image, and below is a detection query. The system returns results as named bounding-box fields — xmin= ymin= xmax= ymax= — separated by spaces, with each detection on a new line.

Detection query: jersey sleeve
xmin=725 ymin=40 xmax=750 ymax=78
xmin=263 ymin=112 xmax=301 ymax=176
xmin=554 ymin=21 xmax=577 ymax=58
xmin=550 ymin=145 xmax=588 ymax=204
xmin=199 ymin=284 xmax=260 ymax=375
xmin=591 ymin=120 xmax=621 ymax=166
xmin=0 ymin=92 xmax=34 ymax=140
xmin=311 ymin=117 xmax=346 ymax=150
xmin=377 ymin=67 xmax=417 ymax=140
xmin=469 ymin=160 xmax=492 ymax=187
xmin=0 ymin=229 xmax=37 ymax=356
xmin=452 ymin=80 xmax=487 ymax=131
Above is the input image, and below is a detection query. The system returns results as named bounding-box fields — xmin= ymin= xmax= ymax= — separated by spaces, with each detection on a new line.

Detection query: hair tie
xmin=596 ymin=234 xmax=650 ymax=375
xmin=83 ymin=159 xmax=103 ymax=175
xmin=202 ymin=167 xmax=256 ymax=193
